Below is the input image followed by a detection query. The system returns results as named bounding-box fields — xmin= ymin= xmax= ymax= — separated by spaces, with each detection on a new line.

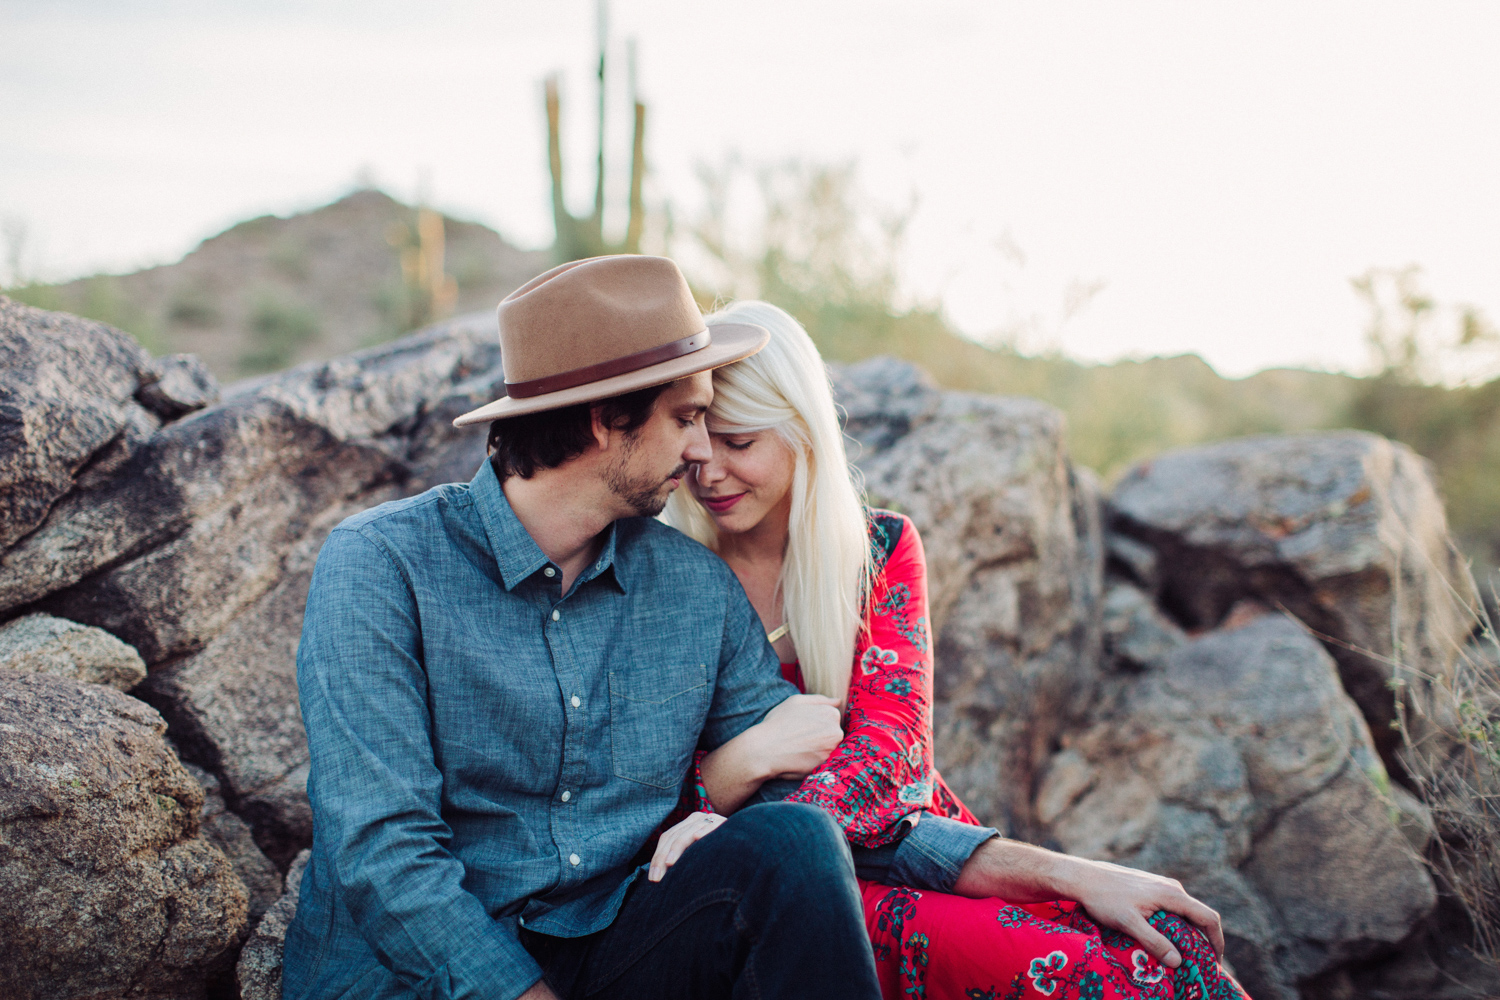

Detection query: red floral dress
xmin=679 ymin=510 xmax=1250 ymax=1000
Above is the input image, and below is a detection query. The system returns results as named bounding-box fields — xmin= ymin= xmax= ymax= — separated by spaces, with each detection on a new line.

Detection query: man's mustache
xmin=663 ymin=464 xmax=690 ymax=485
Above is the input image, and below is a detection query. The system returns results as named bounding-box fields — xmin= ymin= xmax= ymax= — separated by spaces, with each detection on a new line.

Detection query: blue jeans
xmin=519 ymin=801 xmax=882 ymax=999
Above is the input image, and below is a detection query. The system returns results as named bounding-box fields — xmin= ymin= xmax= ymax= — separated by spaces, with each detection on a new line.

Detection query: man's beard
xmin=606 ymin=453 xmax=689 ymax=518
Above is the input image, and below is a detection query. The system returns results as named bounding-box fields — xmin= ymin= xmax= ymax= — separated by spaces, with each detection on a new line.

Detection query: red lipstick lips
xmin=700 ymin=492 xmax=746 ymax=513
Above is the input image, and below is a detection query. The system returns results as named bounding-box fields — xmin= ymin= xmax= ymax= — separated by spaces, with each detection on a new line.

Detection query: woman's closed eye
xmin=725 ymin=438 xmax=754 ymax=451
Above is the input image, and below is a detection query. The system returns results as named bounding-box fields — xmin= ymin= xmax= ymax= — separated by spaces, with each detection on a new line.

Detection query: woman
xmin=653 ymin=300 xmax=1248 ymax=1000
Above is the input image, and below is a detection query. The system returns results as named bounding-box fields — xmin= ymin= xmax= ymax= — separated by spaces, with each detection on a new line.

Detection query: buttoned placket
xmin=541 ymin=560 xmax=606 ymax=888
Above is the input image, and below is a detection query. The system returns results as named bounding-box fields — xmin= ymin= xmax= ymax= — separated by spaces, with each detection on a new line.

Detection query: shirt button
xmin=571 ymin=695 xmax=581 ymax=708
xmin=551 ymin=609 xmax=561 ymax=622
xmin=544 ymin=567 xmax=556 ymax=578
xmin=561 ymin=790 xmax=571 ymax=802
xmin=569 ymin=853 xmax=581 ymax=866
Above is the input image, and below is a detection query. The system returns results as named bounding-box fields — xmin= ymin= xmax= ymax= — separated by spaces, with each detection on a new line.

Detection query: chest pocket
xmin=608 ymin=664 xmax=710 ymax=788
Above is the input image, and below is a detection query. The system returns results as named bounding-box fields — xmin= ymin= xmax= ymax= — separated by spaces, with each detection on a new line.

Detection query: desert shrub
xmin=167 ymin=286 xmax=220 ymax=327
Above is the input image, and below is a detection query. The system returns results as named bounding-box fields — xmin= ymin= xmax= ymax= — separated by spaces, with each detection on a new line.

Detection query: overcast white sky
xmin=3 ymin=1 xmax=1498 ymax=377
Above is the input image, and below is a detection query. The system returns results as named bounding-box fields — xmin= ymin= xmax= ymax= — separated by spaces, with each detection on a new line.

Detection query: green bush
xmin=239 ymin=295 xmax=320 ymax=374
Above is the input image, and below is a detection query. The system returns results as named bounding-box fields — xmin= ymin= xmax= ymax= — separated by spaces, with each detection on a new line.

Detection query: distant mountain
xmin=6 ymin=189 xmax=550 ymax=381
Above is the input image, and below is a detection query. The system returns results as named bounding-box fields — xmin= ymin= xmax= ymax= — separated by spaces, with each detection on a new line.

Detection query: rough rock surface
xmin=834 ymin=358 xmax=1104 ymax=837
xmin=186 ymin=763 xmax=282 ymax=923
xmin=1038 ymin=612 xmax=1437 ymax=999
xmin=0 ymin=296 xmax=157 ymax=552
xmin=1 ymin=299 xmax=505 ymax=863
xmin=237 ymin=850 xmax=311 ymax=1000
xmin=0 ymin=611 xmax=147 ymax=689
xmin=0 ymin=671 xmax=248 ymax=1000
xmin=137 ymin=353 xmax=221 ymax=420
xmin=1107 ymin=432 xmax=1479 ymax=764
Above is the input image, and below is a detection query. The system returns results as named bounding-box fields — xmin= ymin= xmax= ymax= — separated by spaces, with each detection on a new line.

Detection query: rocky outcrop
xmin=0 ymin=611 xmax=147 ymax=689
xmin=1 ymin=295 xmax=505 ymax=865
xmin=0 ymin=671 xmax=247 ymax=1000
xmin=237 ymin=850 xmax=311 ymax=1000
xmin=1039 ymin=611 xmax=1436 ymax=999
xmin=836 ymin=358 xmax=1103 ymax=837
xmin=186 ymin=763 xmax=282 ymax=923
xmin=1107 ymin=432 xmax=1479 ymax=765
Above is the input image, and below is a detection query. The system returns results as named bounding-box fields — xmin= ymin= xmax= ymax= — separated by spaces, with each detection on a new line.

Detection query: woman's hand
xmin=648 ymin=811 xmax=727 ymax=881
xmin=698 ymin=694 xmax=844 ymax=814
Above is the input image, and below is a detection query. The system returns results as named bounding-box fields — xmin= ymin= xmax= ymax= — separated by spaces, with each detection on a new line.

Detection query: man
xmin=283 ymin=255 xmax=882 ymax=1000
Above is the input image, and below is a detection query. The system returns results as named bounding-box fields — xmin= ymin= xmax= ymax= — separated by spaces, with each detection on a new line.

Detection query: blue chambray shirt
xmin=282 ymin=459 xmax=797 ymax=1000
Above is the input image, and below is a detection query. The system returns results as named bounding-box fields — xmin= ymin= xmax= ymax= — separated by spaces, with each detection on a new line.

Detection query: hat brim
xmin=452 ymin=321 xmax=770 ymax=426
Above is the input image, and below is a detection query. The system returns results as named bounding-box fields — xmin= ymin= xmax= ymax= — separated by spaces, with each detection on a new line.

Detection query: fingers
xmin=648 ymin=813 xmax=725 ymax=882
xmin=1125 ymin=912 xmax=1181 ymax=969
xmin=1175 ymin=896 xmax=1226 ymax=956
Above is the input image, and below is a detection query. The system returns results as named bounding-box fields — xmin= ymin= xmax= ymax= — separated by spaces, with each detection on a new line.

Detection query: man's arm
xmin=297 ymin=527 xmax=544 ymax=1000
xmin=952 ymin=834 xmax=1225 ymax=969
xmin=697 ymin=571 xmax=800 ymax=751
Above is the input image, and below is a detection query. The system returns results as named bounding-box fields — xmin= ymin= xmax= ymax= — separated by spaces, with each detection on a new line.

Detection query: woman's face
xmin=689 ymin=426 xmax=797 ymax=536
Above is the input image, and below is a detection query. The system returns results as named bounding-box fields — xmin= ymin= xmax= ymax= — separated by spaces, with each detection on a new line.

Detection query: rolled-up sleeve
xmin=297 ymin=526 xmax=542 ymax=1000
xmin=886 ymin=813 xmax=998 ymax=892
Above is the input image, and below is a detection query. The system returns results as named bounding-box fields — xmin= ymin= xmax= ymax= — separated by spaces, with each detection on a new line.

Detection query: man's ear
xmin=589 ymin=405 xmax=613 ymax=452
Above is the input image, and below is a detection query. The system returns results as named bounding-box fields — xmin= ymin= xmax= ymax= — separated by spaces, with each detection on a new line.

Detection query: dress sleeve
xmin=784 ymin=514 xmax=940 ymax=848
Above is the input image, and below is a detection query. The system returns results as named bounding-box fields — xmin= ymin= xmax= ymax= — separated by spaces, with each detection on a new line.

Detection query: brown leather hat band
xmin=504 ymin=329 xmax=712 ymax=399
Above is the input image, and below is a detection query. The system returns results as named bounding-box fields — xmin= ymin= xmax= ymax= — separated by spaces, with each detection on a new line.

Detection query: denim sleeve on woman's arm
xmin=296 ymin=526 xmax=543 ymax=1000
xmin=850 ymin=813 xmax=999 ymax=893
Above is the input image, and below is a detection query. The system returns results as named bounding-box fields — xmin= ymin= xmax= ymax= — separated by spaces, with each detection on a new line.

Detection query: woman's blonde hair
xmin=663 ymin=300 xmax=871 ymax=702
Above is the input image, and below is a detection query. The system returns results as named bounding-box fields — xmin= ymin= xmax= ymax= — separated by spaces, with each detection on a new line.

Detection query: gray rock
xmin=136 ymin=353 xmax=221 ymax=420
xmin=1038 ymin=612 xmax=1436 ymax=998
xmin=184 ymin=763 xmax=282 ymax=922
xmin=0 ymin=295 xmax=156 ymax=552
xmin=1101 ymin=579 xmax=1186 ymax=670
xmin=840 ymin=363 xmax=1104 ymax=838
xmin=0 ymin=671 xmax=248 ymax=1000
xmin=1108 ymin=432 xmax=1479 ymax=765
xmin=237 ymin=849 xmax=311 ymax=1000
xmin=0 ymin=612 xmax=147 ymax=689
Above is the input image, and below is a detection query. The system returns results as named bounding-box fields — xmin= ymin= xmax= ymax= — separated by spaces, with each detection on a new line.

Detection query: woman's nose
xmin=695 ymin=453 xmax=726 ymax=486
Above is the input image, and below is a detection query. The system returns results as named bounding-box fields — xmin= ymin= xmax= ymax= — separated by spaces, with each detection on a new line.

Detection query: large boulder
xmin=1107 ymin=432 xmax=1479 ymax=765
xmin=835 ymin=358 xmax=1104 ymax=836
xmin=1 ymin=301 xmax=505 ymax=864
xmin=1038 ymin=611 xmax=1437 ymax=999
xmin=0 ymin=671 xmax=248 ymax=1000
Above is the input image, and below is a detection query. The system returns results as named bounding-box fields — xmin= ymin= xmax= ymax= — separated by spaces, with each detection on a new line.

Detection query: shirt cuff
xmin=887 ymin=813 xmax=998 ymax=892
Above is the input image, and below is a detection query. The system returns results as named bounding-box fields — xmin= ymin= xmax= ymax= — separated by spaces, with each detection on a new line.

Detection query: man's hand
xmin=1063 ymin=858 xmax=1223 ymax=968
xmin=648 ymin=811 xmax=728 ymax=881
xmin=953 ymin=838 xmax=1224 ymax=969
xmin=518 ymin=979 xmax=561 ymax=1000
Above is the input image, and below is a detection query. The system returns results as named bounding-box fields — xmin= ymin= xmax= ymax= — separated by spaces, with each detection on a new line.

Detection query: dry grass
xmin=1395 ymin=567 xmax=1500 ymax=963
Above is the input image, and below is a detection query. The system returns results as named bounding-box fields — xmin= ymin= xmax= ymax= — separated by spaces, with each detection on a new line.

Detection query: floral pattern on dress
xmin=783 ymin=510 xmax=978 ymax=845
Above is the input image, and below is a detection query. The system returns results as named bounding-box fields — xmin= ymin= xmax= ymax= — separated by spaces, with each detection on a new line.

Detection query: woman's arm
xmin=783 ymin=513 xmax=938 ymax=847
xmin=699 ymin=693 xmax=844 ymax=812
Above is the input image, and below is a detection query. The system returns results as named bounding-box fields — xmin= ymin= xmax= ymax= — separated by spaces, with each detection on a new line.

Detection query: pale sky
xmin=3 ymin=1 xmax=1498 ymax=377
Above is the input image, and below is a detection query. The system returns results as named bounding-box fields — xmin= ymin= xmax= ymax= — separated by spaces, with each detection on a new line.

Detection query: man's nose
xmin=682 ymin=423 xmax=712 ymax=465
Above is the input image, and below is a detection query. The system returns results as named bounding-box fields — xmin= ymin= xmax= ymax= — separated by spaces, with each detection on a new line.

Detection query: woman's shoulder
xmin=865 ymin=508 xmax=919 ymax=573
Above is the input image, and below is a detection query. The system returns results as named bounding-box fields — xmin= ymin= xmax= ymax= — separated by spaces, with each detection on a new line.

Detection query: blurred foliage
xmin=682 ymin=161 xmax=1500 ymax=585
xmin=239 ymin=295 xmax=320 ymax=374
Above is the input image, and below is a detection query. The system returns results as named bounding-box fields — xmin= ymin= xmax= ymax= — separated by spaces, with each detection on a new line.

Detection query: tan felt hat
xmin=452 ymin=255 xmax=768 ymax=425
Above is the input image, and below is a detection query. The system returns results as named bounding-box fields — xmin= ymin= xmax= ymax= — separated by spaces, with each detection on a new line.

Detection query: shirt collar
xmin=470 ymin=459 xmax=627 ymax=594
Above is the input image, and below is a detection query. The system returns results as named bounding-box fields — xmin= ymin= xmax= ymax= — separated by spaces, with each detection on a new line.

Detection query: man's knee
xmin=725 ymin=801 xmax=851 ymax=872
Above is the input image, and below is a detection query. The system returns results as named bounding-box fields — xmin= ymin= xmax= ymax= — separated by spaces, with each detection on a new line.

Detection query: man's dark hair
xmin=487 ymin=381 xmax=672 ymax=480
